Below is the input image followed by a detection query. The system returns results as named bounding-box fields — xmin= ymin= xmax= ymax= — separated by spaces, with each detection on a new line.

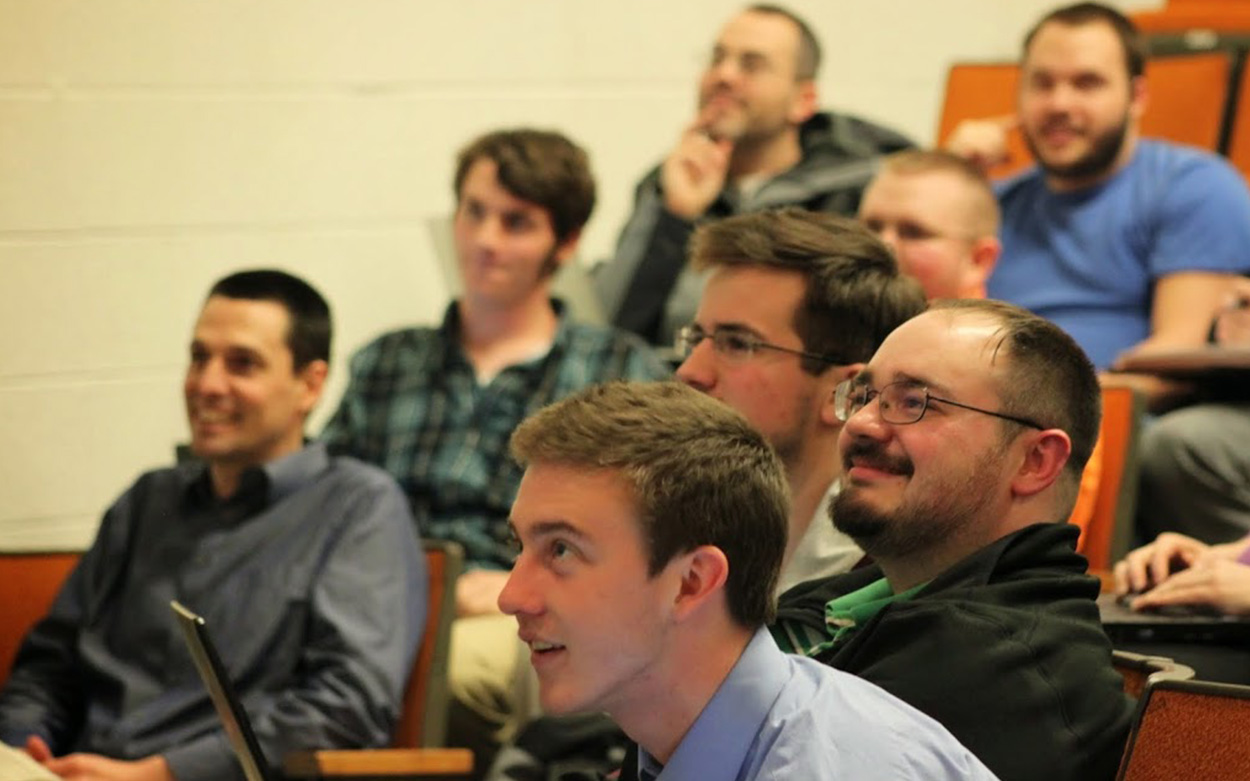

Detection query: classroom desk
xmin=1116 ymin=346 xmax=1250 ymax=378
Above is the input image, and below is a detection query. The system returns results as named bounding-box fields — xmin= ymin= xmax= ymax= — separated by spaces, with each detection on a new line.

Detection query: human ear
xmin=671 ymin=545 xmax=730 ymax=622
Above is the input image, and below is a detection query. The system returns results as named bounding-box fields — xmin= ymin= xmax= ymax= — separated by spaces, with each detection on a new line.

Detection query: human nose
xmin=189 ymin=358 xmax=228 ymax=396
xmin=707 ymin=54 xmax=742 ymax=85
xmin=1043 ymin=81 xmax=1077 ymax=113
xmin=469 ymin=215 xmax=504 ymax=253
xmin=497 ymin=560 xmax=541 ymax=617
xmin=877 ymin=225 xmax=900 ymax=253
xmin=842 ymin=390 xmax=891 ymax=439
xmin=675 ymin=336 xmax=717 ymax=391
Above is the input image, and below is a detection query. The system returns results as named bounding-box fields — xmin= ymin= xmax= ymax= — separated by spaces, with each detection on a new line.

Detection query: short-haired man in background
xmin=858 ymin=149 xmax=1000 ymax=300
xmin=596 ymin=3 xmax=912 ymax=347
xmin=501 ymin=381 xmax=995 ymax=780
xmin=775 ymin=299 xmax=1132 ymax=780
xmin=857 ymin=152 xmax=1104 ymax=542
xmin=676 ymin=208 xmax=926 ymax=591
xmin=0 ymin=270 xmax=425 ymax=781
xmin=320 ymin=129 xmax=668 ymax=767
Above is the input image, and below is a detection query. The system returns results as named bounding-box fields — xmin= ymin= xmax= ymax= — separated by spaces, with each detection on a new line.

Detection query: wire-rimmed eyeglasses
xmin=834 ymin=379 xmax=1045 ymax=430
xmin=675 ymin=324 xmax=843 ymax=365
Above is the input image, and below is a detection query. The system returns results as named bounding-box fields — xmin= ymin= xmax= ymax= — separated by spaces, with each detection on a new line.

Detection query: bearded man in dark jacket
xmin=773 ymin=299 xmax=1132 ymax=781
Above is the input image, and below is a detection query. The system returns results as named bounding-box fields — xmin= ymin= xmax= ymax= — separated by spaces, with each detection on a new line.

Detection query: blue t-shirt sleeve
xmin=1149 ymin=154 xmax=1250 ymax=279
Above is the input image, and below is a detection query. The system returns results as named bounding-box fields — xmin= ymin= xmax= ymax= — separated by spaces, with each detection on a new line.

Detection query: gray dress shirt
xmin=0 ymin=443 xmax=425 ymax=781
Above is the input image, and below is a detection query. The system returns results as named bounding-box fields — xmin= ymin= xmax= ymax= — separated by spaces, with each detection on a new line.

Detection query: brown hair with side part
xmin=689 ymin=207 xmax=927 ymax=374
xmin=510 ymin=381 xmax=789 ymax=628
xmin=453 ymin=128 xmax=596 ymax=245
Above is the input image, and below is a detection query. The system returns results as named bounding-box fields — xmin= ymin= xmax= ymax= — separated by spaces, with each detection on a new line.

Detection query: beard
xmin=697 ymin=88 xmax=792 ymax=146
xmin=1024 ymin=112 xmax=1130 ymax=185
xmin=832 ymin=439 xmax=1002 ymax=561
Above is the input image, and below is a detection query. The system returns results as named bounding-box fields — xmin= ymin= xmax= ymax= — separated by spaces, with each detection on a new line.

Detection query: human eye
xmin=862 ymin=218 xmax=885 ymax=235
xmin=546 ymin=538 xmax=581 ymax=571
xmin=896 ymin=222 xmax=936 ymax=241
xmin=1073 ymin=73 xmax=1105 ymax=91
xmin=890 ymin=385 xmax=928 ymax=416
xmin=708 ymin=45 xmax=727 ymax=68
xmin=188 ymin=345 xmax=209 ymax=367
xmin=225 ymin=352 xmax=261 ymax=375
xmin=503 ymin=212 xmax=535 ymax=233
xmin=740 ymin=53 xmax=766 ymax=75
xmin=845 ymin=381 xmax=874 ymax=411
xmin=677 ymin=325 xmax=704 ymax=355
xmin=717 ymin=331 xmax=757 ymax=358
xmin=459 ymin=199 xmax=485 ymax=222
xmin=1025 ymin=72 xmax=1054 ymax=91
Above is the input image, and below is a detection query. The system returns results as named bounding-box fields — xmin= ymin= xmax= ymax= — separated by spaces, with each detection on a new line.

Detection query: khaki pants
xmin=447 ymin=613 xmax=541 ymax=768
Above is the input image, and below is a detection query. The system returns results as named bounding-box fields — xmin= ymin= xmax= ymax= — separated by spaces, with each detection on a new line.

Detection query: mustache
xmin=843 ymin=440 xmax=914 ymax=476
xmin=701 ymin=87 xmax=740 ymax=104
xmin=1039 ymin=117 xmax=1082 ymax=135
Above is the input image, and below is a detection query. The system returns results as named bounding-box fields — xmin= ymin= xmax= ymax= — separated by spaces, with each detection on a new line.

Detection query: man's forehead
xmin=698 ymin=265 xmax=805 ymax=330
xmin=193 ymin=297 xmax=292 ymax=351
xmin=866 ymin=170 xmax=973 ymax=216
xmin=868 ymin=310 xmax=1006 ymax=382
xmin=716 ymin=10 xmax=799 ymax=54
xmin=1024 ymin=20 xmax=1127 ymax=74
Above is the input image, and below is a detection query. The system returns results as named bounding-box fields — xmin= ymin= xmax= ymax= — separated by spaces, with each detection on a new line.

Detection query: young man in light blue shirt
xmin=500 ymin=381 xmax=995 ymax=780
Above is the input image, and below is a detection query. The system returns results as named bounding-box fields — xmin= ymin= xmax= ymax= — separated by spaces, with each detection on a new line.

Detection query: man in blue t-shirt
xmin=948 ymin=2 xmax=1250 ymax=382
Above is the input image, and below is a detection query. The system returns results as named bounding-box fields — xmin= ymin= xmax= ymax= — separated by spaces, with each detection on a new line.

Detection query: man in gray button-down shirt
xmin=0 ymin=270 xmax=426 ymax=781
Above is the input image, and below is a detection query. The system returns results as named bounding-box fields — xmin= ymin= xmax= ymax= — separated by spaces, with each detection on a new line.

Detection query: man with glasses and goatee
xmin=675 ymin=207 xmax=925 ymax=592
xmin=773 ymin=299 xmax=1133 ymax=781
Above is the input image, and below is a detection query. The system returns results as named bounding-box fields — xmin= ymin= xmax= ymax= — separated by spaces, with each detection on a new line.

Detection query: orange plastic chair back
xmin=0 ymin=552 xmax=80 ymax=688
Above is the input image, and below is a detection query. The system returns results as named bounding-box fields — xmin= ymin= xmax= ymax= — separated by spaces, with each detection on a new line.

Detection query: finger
xmin=1148 ymin=547 xmax=1177 ymax=590
xmin=1138 ymin=566 xmax=1209 ymax=599
xmin=1133 ymin=582 xmax=1212 ymax=609
xmin=983 ymin=113 xmax=1019 ymax=130
xmin=25 ymin=735 xmax=53 ymax=763
xmin=43 ymin=754 xmax=82 ymax=775
xmin=1123 ymin=550 xmax=1153 ymax=593
xmin=1112 ymin=561 xmax=1129 ymax=595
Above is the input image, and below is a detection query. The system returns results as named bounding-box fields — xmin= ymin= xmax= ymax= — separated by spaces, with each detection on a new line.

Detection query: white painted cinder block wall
xmin=0 ymin=0 xmax=1156 ymax=550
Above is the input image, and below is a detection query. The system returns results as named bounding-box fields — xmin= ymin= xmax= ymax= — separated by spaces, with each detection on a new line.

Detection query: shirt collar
xmin=439 ymin=298 xmax=573 ymax=354
xmin=181 ymin=441 xmax=329 ymax=509
xmin=639 ymin=628 xmax=787 ymax=780
xmin=819 ymin=576 xmax=927 ymax=649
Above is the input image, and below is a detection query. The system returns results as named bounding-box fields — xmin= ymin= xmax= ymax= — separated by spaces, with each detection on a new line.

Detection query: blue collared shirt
xmin=636 ymin=629 xmax=998 ymax=780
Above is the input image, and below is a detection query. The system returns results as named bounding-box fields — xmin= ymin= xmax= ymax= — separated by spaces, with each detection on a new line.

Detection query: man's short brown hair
xmin=1023 ymin=2 xmax=1146 ymax=80
xmin=510 ymin=381 xmax=788 ymax=628
xmin=453 ymin=129 xmax=595 ymax=244
xmin=879 ymin=149 xmax=1001 ymax=237
xmin=690 ymin=208 xmax=927 ymax=374
xmin=745 ymin=4 xmax=822 ymax=80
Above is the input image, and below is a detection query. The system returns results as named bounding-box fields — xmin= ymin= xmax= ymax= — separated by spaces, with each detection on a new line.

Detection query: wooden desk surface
xmin=1115 ymin=346 xmax=1250 ymax=377
xmin=283 ymin=748 xmax=473 ymax=779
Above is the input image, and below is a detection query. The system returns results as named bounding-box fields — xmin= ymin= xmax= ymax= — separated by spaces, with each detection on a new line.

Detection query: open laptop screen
xmin=170 ymin=600 xmax=273 ymax=781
